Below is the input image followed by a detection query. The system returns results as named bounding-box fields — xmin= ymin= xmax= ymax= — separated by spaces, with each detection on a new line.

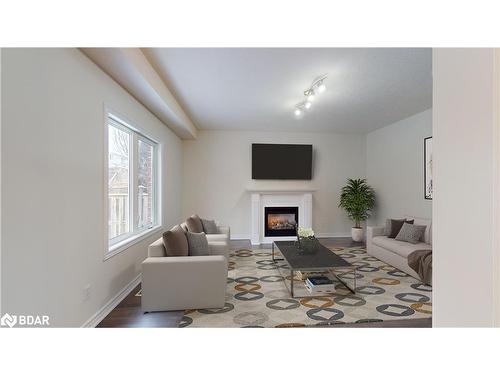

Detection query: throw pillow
xmin=395 ymin=223 xmax=427 ymax=244
xmin=186 ymin=214 xmax=204 ymax=233
xmin=162 ymin=225 xmax=189 ymax=256
xmin=186 ymin=231 xmax=210 ymax=256
xmin=201 ymin=218 xmax=218 ymax=234
xmin=388 ymin=219 xmax=414 ymax=238
xmin=384 ymin=218 xmax=404 ymax=236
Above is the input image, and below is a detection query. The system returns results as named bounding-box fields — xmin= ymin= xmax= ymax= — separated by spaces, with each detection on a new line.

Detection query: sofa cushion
xmin=206 ymin=233 xmax=229 ymax=242
xmin=180 ymin=222 xmax=188 ymax=232
xmin=186 ymin=214 xmax=204 ymax=233
xmin=186 ymin=231 xmax=210 ymax=256
xmin=372 ymin=236 xmax=432 ymax=258
xmin=395 ymin=223 xmax=427 ymax=244
xmin=406 ymin=216 xmax=432 ymax=244
xmin=388 ymin=219 xmax=414 ymax=238
xmin=201 ymin=218 xmax=219 ymax=234
xmin=162 ymin=225 xmax=189 ymax=257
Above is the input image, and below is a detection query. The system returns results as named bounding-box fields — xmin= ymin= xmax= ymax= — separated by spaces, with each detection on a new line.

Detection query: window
xmin=107 ymin=112 xmax=159 ymax=255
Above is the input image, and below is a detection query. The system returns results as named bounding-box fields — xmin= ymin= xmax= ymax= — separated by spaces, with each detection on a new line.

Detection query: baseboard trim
xmin=230 ymin=234 xmax=252 ymax=240
xmin=81 ymin=273 xmax=141 ymax=328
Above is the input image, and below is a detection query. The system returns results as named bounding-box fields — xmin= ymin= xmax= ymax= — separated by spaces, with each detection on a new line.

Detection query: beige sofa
xmin=180 ymin=222 xmax=231 ymax=244
xmin=141 ymin=229 xmax=231 ymax=312
xmin=367 ymin=216 xmax=432 ymax=283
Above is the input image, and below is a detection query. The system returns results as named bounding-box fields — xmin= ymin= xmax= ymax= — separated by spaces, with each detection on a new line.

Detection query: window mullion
xmin=131 ymin=132 xmax=139 ymax=233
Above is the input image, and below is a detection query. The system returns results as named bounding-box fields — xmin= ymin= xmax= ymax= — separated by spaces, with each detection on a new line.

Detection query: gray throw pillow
xmin=186 ymin=214 xmax=204 ymax=233
xmin=162 ymin=225 xmax=189 ymax=256
xmin=186 ymin=231 xmax=210 ymax=256
xmin=388 ymin=219 xmax=414 ymax=238
xmin=395 ymin=223 xmax=427 ymax=244
xmin=201 ymin=218 xmax=218 ymax=234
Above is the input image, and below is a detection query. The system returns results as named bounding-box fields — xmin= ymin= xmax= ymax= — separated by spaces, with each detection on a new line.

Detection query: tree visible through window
xmin=107 ymin=112 xmax=158 ymax=251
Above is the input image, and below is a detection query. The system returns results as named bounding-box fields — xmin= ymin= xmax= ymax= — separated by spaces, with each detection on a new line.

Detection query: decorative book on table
xmin=305 ymin=276 xmax=336 ymax=293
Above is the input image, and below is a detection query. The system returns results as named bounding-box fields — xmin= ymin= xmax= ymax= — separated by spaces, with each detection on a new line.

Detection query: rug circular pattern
xmin=411 ymin=283 xmax=432 ymax=292
xmin=395 ymin=293 xmax=430 ymax=303
xmin=376 ymin=304 xmax=415 ymax=317
xmin=234 ymin=283 xmax=262 ymax=292
xmin=275 ymin=322 xmax=306 ymax=328
xmin=362 ymin=256 xmax=380 ymax=262
xmin=233 ymin=311 xmax=269 ymax=325
xmin=410 ymin=302 xmax=432 ymax=314
xmin=333 ymin=295 xmax=367 ymax=307
xmin=299 ymin=297 xmax=334 ymax=309
xmin=235 ymin=276 xmax=259 ymax=284
xmin=198 ymin=303 xmax=234 ymax=315
xmin=315 ymin=321 xmax=346 ymax=326
xmin=259 ymin=275 xmax=285 ymax=283
xmin=254 ymin=252 xmax=271 ymax=257
xmin=355 ymin=285 xmax=386 ymax=295
xmin=226 ymin=277 xmax=235 ymax=284
xmin=338 ymin=253 xmax=355 ymax=258
xmin=349 ymin=249 xmax=367 ymax=254
xmin=306 ymin=307 xmax=344 ymax=321
xmin=356 ymin=266 xmax=380 ymax=273
xmin=256 ymin=259 xmax=275 ymax=265
xmin=234 ymin=291 xmax=264 ymax=301
xmin=179 ymin=316 xmax=193 ymax=327
xmin=266 ymin=298 xmax=300 ymax=310
xmin=257 ymin=264 xmax=279 ymax=270
xmin=387 ymin=270 xmax=410 ymax=277
xmin=373 ymin=277 xmax=401 ymax=285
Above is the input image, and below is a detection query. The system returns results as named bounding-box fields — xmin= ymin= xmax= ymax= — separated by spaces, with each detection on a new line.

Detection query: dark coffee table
xmin=272 ymin=240 xmax=356 ymax=298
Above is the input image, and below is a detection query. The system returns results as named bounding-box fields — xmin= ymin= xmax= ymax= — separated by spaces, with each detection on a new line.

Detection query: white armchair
xmin=141 ymin=237 xmax=230 ymax=312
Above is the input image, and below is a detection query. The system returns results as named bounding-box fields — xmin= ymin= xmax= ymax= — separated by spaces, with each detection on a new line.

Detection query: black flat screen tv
xmin=252 ymin=143 xmax=313 ymax=180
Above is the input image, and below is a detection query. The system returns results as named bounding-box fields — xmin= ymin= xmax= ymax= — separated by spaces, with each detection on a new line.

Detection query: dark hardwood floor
xmin=97 ymin=238 xmax=432 ymax=328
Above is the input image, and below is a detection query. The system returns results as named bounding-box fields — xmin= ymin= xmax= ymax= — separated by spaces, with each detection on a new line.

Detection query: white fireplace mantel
xmin=247 ymin=188 xmax=315 ymax=245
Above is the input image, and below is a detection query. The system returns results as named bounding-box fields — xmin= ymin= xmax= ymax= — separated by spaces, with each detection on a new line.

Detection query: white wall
xmin=1 ymin=49 xmax=183 ymax=326
xmin=433 ymin=48 xmax=497 ymax=327
xmin=366 ymin=109 xmax=432 ymax=225
xmin=182 ymin=130 xmax=366 ymax=237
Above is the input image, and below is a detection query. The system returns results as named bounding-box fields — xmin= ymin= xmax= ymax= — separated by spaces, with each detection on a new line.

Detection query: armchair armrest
xmin=217 ymin=225 xmax=230 ymax=237
xmin=366 ymin=226 xmax=385 ymax=247
xmin=148 ymin=237 xmax=166 ymax=257
xmin=209 ymin=241 xmax=230 ymax=262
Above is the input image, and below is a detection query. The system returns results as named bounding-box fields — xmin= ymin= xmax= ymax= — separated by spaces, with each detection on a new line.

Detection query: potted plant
xmin=339 ymin=178 xmax=375 ymax=242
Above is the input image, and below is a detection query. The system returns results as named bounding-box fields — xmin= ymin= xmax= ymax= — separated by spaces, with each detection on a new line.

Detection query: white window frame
xmin=104 ymin=107 xmax=162 ymax=260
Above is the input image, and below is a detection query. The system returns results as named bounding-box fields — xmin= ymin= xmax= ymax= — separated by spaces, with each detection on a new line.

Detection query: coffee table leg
xmin=290 ymin=269 xmax=294 ymax=298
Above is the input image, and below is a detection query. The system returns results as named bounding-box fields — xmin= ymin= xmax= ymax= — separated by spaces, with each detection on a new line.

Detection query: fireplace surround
xmin=264 ymin=206 xmax=298 ymax=237
xmin=247 ymin=188 xmax=314 ymax=245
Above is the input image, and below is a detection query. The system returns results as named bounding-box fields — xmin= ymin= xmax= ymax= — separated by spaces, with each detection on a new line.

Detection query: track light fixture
xmin=293 ymin=74 xmax=327 ymax=117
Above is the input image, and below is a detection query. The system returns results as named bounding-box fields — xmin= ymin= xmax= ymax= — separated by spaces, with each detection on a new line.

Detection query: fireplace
xmin=264 ymin=206 xmax=298 ymax=237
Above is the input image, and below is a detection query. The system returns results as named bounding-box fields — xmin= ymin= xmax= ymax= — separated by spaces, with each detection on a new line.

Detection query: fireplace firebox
xmin=264 ymin=206 xmax=298 ymax=237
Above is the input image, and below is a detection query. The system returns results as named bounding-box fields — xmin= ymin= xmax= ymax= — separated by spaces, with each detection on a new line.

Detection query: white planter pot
xmin=351 ymin=227 xmax=364 ymax=242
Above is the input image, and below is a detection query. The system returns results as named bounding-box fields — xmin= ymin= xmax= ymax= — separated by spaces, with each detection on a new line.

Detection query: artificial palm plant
xmin=339 ymin=178 xmax=375 ymax=229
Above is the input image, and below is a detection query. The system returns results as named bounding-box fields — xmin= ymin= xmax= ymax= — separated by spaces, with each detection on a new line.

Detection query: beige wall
xmin=182 ymin=130 xmax=366 ymax=237
xmin=366 ymin=109 xmax=432 ymax=225
xmin=1 ymin=49 xmax=183 ymax=326
xmin=433 ymin=48 xmax=497 ymax=327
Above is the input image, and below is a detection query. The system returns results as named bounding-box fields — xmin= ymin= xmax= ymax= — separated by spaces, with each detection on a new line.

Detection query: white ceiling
xmin=143 ymin=48 xmax=432 ymax=133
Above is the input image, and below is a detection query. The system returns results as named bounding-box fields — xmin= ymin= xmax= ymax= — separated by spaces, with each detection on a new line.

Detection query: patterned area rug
xmin=180 ymin=246 xmax=432 ymax=327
